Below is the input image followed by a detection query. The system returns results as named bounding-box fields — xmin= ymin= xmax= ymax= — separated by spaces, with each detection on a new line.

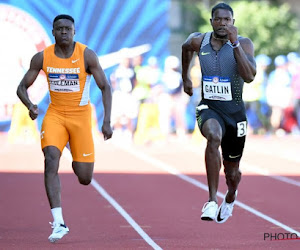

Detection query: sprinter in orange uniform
xmin=17 ymin=14 xmax=113 ymax=243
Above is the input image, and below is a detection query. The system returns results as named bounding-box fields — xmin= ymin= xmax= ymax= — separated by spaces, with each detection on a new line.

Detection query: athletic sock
xmin=51 ymin=207 xmax=64 ymax=225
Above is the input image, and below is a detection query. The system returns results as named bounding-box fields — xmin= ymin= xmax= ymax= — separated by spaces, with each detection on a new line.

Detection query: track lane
xmin=91 ymin=138 xmax=300 ymax=249
xmin=1 ymin=133 xmax=300 ymax=249
xmin=128 ymin=139 xmax=300 ymax=231
xmin=0 ymin=171 xmax=156 ymax=249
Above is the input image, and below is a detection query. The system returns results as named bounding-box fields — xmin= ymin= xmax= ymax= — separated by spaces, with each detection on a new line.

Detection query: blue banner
xmin=0 ymin=0 xmax=170 ymax=131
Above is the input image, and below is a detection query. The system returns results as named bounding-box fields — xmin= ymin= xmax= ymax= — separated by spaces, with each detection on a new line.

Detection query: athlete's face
xmin=210 ymin=9 xmax=234 ymax=38
xmin=52 ymin=19 xmax=75 ymax=46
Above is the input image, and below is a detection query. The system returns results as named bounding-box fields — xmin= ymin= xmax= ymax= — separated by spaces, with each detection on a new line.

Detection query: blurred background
xmin=1 ymin=0 xmax=300 ymax=146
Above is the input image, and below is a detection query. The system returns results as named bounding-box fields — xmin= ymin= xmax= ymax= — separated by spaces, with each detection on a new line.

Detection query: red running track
xmin=1 ymin=133 xmax=300 ymax=249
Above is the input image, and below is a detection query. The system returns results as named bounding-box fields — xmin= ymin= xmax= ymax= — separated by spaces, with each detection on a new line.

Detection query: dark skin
xmin=17 ymin=19 xmax=113 ymax=208
xmin=181 ymin=9 xmax=256 ymax=204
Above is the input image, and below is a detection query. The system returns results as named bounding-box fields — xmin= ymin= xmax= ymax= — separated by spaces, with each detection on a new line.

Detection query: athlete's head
xmin=211 ymin=3 xmax=233 ymax=18
xmin=53 ymin=14 xmax=74 ymax=28
xmin=52 ymin=14 xmax=75 ymax=45
xmin=210 ymin=3 xmax=235 ymax=39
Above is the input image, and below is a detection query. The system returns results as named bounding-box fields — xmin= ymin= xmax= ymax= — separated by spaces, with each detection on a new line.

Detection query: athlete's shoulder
xmin=238 ymin=36 xmax=255 ymax=56
xmin=183 ymin=32 xmax=205 ymax=52
xmin=83 ymin=46 xmax=99 ymax=68
xmin=83 ymin=46 xmax=97 ymax=57
xmin=30 ymin=51 xmax=44 ymax=70
xmin=189 ymin=31 xmax=202 ymax=38
xmin=193 ymin=32 xmax=205 ymax=41
xmin=191 ymin=32 xmax=206 ymax=52
xmin=186 ymin=32 xmax=204 ymax=42
xmin=238 ymin=36 xmax=254 ymax=46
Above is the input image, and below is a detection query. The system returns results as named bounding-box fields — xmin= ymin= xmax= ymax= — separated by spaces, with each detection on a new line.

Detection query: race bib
xmin=49 ymin=73 xmax=80 ymax=92
xmin=203 ymin=76 xmax=232 ymax=101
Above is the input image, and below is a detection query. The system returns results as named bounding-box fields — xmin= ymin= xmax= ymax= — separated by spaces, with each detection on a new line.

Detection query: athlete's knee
xmin=72 ymin=162 xmax=94 ymax=185
xmin=206 ymin=131 xmax=222 ymax=147
xmin=43 ymin=148 xmax=60 ymax=175
xmin=43 ymin=147 xmax=60 ymax=161
xmin=78 ymin=176 xmax=92 ymax=185
xmin=44 ymin=154 xmax=59 ymax=165
xmin=202 ymin=119 xmax=222 ymax=146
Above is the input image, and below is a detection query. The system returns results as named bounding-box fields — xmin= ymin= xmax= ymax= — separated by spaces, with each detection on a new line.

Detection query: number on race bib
xmin=237 ymin=121 xmax=247 ymax=137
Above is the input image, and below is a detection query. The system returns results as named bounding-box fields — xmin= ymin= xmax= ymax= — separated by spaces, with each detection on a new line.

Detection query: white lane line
xmin=91 ymin=179 xmax=162 ymax=250
xmin=242 ymin=163 xmax=300 ymax=188
xmin=246 ymin=144 xmax=300 ymax=164
xmin=62 ymin=148 xmax=162 ymax=250
xmin=185 ymin=144 xmax=300 ymax=188
xmin=115 ymin=145 xmax=300 ymax=237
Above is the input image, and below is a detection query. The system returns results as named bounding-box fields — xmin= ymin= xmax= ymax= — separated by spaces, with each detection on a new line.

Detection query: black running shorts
xmin=196 ymin=104 xmax=247 ymax=162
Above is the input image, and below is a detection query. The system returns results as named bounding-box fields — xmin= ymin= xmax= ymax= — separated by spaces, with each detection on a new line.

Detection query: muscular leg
xmin=43 ymin=146 xmax=62 ymax=208
xmin=72 ymin=162 xmax=94 ymax=185
xmin=201 ymin=119 xmax=223 ymax=203
xmin=223 ymin=160 xmax=241 ymax=203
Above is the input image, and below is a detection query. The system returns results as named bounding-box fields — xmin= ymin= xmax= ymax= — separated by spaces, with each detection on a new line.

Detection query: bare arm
xmin=226 ymin=25 xmax=256 ymax=83
xmin=181 ymin=32 xmax=202 ymax=96
xmin=16 ymin=52 xmax=43 ymax=120
xmin=233 ymin=37 xmax=256 ymax=83
xmin=85 ymin=48 xmax=113 ymax=140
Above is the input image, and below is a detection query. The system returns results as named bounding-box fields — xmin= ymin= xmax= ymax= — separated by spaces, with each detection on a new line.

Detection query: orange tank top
xmin=42 ymin=42 xmax=91 ymax=107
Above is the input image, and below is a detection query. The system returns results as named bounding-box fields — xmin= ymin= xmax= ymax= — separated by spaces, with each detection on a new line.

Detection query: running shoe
xmin=201 ymin=201 xmax=218 ymax=221
xmin=215 ymin=190 xmax=238 ymax=224
xmin=48 ymin=222 xmax=69 ymax=243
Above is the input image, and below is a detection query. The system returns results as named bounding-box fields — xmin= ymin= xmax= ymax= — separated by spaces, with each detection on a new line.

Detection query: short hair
xmin=53 ymin=14 xmax=74 ymax=27
xmin=211 ymin=3 xmax=234 ymax=17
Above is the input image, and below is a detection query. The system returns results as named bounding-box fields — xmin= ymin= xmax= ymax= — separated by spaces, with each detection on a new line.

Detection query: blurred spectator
xmin=159 ymin=55 xmax=188 ymax=138
xmin=110 ymin=57 xmax=138 ymax=141
xmin=132 ymin=56 xmax=154 ymax=104
xmin=111 ymin=57 xmax=134 ymax=92
xmin=133 ymin=56 xmax=162 ymax=98
xmin=243 ymin=54 xmax=271 ymax=134
xmin=133 ymin=56 xmax=164 ymax=144
xmin=266 ymin=55 xmax=292 ymax=135
xmin=131 ymin=54 xmax=143 ymax=88
xmin=186 ymin=57 xmax=202 ymax=133
xmin=287 ymin=52 xmax=300 ymax=134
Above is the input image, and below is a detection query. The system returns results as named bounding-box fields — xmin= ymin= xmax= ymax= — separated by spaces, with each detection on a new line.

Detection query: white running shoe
xmin=201 ymin=201 xmax=218 ymax=221
xmin=215 ymin=191 xmax=238 ymax=224
xmin=48 ymin=222 xmax=69 ymax=243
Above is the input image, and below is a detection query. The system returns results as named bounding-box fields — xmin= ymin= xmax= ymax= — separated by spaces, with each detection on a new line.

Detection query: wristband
xmin=230 ymin=40 xmax=240 ymax=49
